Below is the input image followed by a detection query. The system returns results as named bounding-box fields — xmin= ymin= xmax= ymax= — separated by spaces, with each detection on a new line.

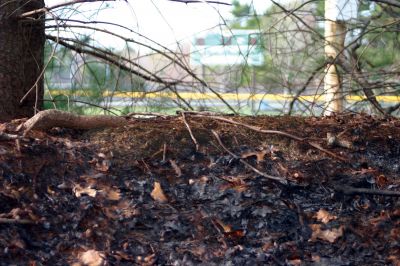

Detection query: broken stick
xmin=211 ymin=130 xmax=288 ymax=185
xmin=20 ymin=109 xmax=128 ymax=135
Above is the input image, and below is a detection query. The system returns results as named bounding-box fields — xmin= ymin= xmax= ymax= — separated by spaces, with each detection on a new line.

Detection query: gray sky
xmin=45 ymin=0 xmax=270 ymax=49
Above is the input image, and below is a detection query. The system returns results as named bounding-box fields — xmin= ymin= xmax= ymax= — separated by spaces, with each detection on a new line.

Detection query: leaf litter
xmin=0 ymin=113 xmax=399 ymax=265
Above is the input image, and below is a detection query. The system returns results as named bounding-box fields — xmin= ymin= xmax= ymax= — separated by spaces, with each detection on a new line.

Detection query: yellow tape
xmin=47 ymin=90 xmax=400 ymax=103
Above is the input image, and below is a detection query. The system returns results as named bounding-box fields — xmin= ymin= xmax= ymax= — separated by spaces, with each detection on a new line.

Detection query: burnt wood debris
xmin=0 ymin=113 xmax=399 ymax=265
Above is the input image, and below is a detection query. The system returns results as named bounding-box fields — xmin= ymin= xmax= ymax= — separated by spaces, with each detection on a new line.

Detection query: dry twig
xmin=0 ymin=218 xmax=36 ymax=224
xmin=335 ymin=186 xmax=400 ymax=197
xmin=181 ymin=112 xmax=199 ymax=151
xmin=211 ymin=130 xmax=288 ymax=185
xmin=0 ymin=132 xmax=20 ymax=141
xmin=191 ymin=114 xmax=347 ymax=162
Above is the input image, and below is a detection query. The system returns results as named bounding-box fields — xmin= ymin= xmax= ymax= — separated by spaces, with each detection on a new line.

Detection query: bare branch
xmin=371 ymin=0 xmax=400 ymax=8
xmin=166 ymin=0 xmax=231 ymax=5
xmin=19 ymin=0 xmax=116 ymax=18
xmin=45 ymin=23 xmax=238 ymax=113
xmin=46 ymin=34 xmax=175 ymax=85
xmin=211 ymin=130 xmax=288 ymax=185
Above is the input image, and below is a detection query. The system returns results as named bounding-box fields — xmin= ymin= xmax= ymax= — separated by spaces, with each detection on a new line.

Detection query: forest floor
xmin=0 ymin=113 xmax=399 ymax=265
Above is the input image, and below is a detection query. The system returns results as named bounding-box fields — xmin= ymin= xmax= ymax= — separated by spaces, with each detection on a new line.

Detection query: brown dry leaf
xmin=113 ymin=250 xmax=134 ymax=261
xmin=390 ymin=228 xmax=400 ymax=241
xmin=96 ymin=159 xmax=111 ymax=172
xmin=241 ymin=150 xmax=268 ymax=163
xmin=314 ymin=209 xmax=337 ymax=224
xmin=118 ymin=200 xmax=140 ymax=218
xmin=311 ymin=254 xmax=321 ymax=263
xmin=309 ymin=224 xmax=344 ymax=243
xmin=219 ymin=181 xmax=248 ymax=193
xmin=351 ymin=167 xmax=378 ymax=175
xmin=0 ymin=146 xmax=7 ymax=155
xmin=169 ymin=160 xmax=182 ymax=176
xmin=388 ymin=255 xmax=400 ymax=266
xmin=27 ymin=211 xmax=40 ymax=222
xmin=151 ymin=182 xmax=168 ymax=203
xmin=102 ymin=187 xmax=121 ymax=201
xmin=218 ymin=176 xmax=249 ymax=192
xmin=73 ymin=184 xmax=97 ymax=198
xmin=214 ymin=218 xmax=232 ymax=233
xmin=10 ymin=208 xmax=22 ymax=219
xmin=78 ymin=249 xmax=105 ymax=266
xmin=10 ymin=238 xmax=26 ymax=249
xmin=376 ymin=174 xmax=388 ymax=188
xmin=262 ymin=241 xmax=274 ymax=252
xmin=288 ymin=259 xmax=302 ymax=266
xmin=143 ymin=253 xmax=156 ymax=263
xmin=47 ymin=186 xmax=56 ymax=195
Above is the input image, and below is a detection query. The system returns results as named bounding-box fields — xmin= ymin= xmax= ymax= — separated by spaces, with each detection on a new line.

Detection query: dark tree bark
xmin=0 ymin=0 xmax=45 ymax=121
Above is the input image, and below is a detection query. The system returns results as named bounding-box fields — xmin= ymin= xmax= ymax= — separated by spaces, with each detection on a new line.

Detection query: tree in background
xmin=229 ymin=0 xmax=400 ymax=115
xmin=2 ymin=0 xmax=400 ymax=120
xmin=0 ymin=0 xmax=235 ymax=120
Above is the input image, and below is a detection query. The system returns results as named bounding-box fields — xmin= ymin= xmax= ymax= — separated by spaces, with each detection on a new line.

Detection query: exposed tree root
xmin=20 ymin=109 xmax=128 ymax=135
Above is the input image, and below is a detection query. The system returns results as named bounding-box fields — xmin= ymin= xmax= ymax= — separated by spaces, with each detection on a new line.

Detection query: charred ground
xmin=0 ymin=114 xmax=399 ymax=265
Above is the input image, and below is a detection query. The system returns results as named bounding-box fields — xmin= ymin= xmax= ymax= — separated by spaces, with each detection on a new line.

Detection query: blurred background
xmin=43 ymin=0 xmax=400 ymax=116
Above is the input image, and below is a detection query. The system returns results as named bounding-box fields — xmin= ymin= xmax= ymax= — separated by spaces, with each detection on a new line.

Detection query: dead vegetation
xmin=0 ymin=113 xmax=399 ymax=265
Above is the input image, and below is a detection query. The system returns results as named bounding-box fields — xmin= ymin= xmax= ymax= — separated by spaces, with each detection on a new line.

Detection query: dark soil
xmin=0 ymin=113 xmax=399 ymax=265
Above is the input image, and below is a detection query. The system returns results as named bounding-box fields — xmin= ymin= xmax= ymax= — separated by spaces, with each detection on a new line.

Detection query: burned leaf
xmin=388 ymin=255 xmax=400 ymax=266
xmin=96 ymin=159 xmax=111 ymax=172
xmin=252 ymin=206 xmax=273 ymax=217
xmin=351 ymin=167 xmax=378 ymax=175
xmin=151 ymin=182 xmax=168 ymax=203
xmin=262 ymin=241 xmax=275 ymax=252
xmin=189 ymin=175 xmax=209 ymax=185
xmin=219 ymin=176 xmax=248 ymax=192
xmin=240 ymin=149 xmax=268 ymax=163
xmin=77 ymin=249 xmax=105 ymax=266
xmin=224 ymin=229 xmax=245 ymax=239
xmin=73 ymin=184 xmax=97 ymax=198
xmin=314 ymin=209 xmax=337 ymax=224
xmin=99 ymin=187 xmax=121 ymax=201
xmin=375 ymin=174 xmax=388 ymax=188
xmin=214 ymin=218 xmax=232 ymax=233
xmin=213 ymin=218 xmax=244 ymax=239
xmin=169 ymin=160 xmax=182 ymax=177
xmin=309 ymin=224 xmax=344 ymax=243
xmin=287 ymin=259 xmax=302 ymax=266
xmin=105 ymin=188 xmax=121 ymax=201
xmin=10 ymin=238 xmax=26 ymax=249
xmin=0 ymin=114 xmax=399 ymax=264
xmin=0 ymin=146 xmax=7 ymax=155
xmin=47 ymin=185 xmax=56 ymax=195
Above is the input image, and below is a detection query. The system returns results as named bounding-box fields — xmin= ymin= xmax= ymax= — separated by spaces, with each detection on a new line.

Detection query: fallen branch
xmin=20 ymin=109 xmax=128 ymax=135
xmin=191 ymin=114 xmax=347 ymax=162
xmin=0 ymin=132 xmax=20 ymax=141
xmin=0 ymin=218 xmax=36 ymax=224
xmin=335 ymin=186 xmax=400 ymax=197
xmin=181 ymin=112 xmax=199 ymax=151
xmin=211 ymin=130 xmax=288 ymax=185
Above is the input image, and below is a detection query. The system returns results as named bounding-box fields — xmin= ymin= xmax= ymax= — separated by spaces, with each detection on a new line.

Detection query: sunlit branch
xmin=19 ymin=0 xmax=117 ymax=18
xmin=371 ymin=0 xmax=400 ymax=8
xmin=43 ymin=18 xmax=191 ymax=69
xmin=165 ymin=0 xmax=230 ymax=5
xmin=45 ymin=23 xmax=238 ymax=113
xmin=46 ymin=34 xmax=176 ymax=85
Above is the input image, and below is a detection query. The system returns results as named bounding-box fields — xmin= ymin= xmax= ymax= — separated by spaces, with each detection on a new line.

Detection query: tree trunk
xmin=0 ymin=0 xmax=45 ymax=121
xmin=324 ymin=20 xmax=346 ymax=115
